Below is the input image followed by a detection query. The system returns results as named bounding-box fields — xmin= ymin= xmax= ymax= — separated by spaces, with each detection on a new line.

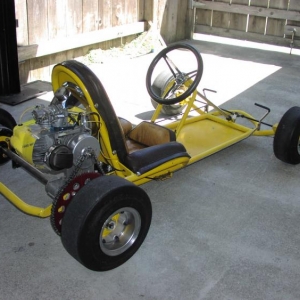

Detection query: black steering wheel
xmin=146 ymin=43 xmax=203 ymax=105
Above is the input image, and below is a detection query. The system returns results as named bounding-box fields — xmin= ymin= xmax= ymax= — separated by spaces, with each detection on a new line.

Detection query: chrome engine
xmin=11 ymin=86 xmax=100 ymax=179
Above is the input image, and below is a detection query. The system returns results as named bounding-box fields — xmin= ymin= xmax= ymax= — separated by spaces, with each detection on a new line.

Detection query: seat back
xmin=58 ymin=61 xmax=129 ymax=163
xmin=127 ymin=121 xmax=176 ymax=147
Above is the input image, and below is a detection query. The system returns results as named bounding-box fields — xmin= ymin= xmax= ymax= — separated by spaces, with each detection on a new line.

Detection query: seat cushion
xmin=124 ymin=141 xmax=190 ymax=174
xmin=125 ymin=139 xmax=146 ymax=153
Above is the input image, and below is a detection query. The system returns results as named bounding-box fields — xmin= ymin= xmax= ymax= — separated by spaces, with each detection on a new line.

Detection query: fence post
xmin=0 ymin=0 xmax=21 ymax=96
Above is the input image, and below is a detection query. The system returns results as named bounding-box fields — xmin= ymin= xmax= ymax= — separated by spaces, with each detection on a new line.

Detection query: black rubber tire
xmin=0 ymin=108 xmax=17 ymax=129
xmin=0 ymin=109 xmax=15 ymax=165
xmin=61 ymin=175 xmax=152 ymax=271
xmin=273 ymin=106 xmax=300 ymax=164
xmin=146 ymin=43 xmax=203 ymax=105
xmin=0 ymin=127 xmax=13 ymax=165
xmin=150 ymin=70 xmax=186 ymax=116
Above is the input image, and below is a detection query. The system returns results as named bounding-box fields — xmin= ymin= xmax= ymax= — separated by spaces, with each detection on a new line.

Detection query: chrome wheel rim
xmin=100 ymin=207 xmax=141 ymax=256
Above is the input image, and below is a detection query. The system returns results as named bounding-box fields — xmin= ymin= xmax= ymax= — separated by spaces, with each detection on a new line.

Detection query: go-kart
xmin=0 ymin=43 xmax=299 ymax=271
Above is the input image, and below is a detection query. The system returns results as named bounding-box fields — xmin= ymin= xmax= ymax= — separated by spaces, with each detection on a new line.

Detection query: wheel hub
xmin=100 ymin=207 xmax=141 ymax=256
xmin=175 ymin=73 xmax=186 ymax=85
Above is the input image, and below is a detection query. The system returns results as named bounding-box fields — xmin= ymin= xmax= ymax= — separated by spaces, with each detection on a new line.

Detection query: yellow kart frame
xmin=0 ymin=43 xmax=296 ymax=271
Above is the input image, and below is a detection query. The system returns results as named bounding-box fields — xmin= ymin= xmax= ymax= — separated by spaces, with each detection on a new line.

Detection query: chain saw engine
xmin=10 ymin=87 xmax=100 ymax=175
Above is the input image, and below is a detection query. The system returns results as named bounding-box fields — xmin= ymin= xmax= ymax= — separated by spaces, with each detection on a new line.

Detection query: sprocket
xmin=51 ymin=172 xmax=101 ymax=235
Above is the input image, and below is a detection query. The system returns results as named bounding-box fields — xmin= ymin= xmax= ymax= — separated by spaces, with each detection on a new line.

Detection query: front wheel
xmin=273 ymin=106 xmax=300 ymax=164
xmin=61 ymin=176 xmax=152 ymax=271
xmin=150 ymin=70 xmax=187 ymax=116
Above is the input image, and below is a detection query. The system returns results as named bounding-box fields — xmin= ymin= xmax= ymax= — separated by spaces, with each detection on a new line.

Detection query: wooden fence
xmin=16 ymin=0 xmax=144 ymax=83
xmin=13 ymin=0 xmax=300 ymax=85
xmin=15 ymin=0 xmax=190 ymax=84
xmin=192 ymin=0 xmax=300 ymax=50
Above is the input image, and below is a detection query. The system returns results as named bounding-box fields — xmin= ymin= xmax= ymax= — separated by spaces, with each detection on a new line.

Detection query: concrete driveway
xmin=1 ymin=38 xmax=300 ymax=300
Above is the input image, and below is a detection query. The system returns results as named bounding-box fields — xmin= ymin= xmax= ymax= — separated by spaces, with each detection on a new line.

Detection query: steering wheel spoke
xmin=185 ymin=69 xmax=198 ymax=79
xmin=163 ymin=54 xmax=183 ymax=77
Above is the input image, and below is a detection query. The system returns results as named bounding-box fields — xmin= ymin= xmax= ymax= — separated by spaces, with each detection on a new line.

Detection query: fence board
xmin=50 ymin=52 xmax=67 ymax=73
xmin=157 ymin=0 xmax=168 ymax=28
xmin=289 ymin=1 xmax=300 ymax=12
xmin=231 ymin=0 xmax=248 ymax=32
xmin=112 ymin=0 xmax=125 ymax=26
xmin=266 ymin=0 xmax=288 ymax=37
xmin=212 ymin=0 xmax=229 ymax=29
xmin=66 ymin=0 xmax=83 ymax=35
xmin=27 ymin=0 xmax=48 ymax=44
xmin=48 ymin=0 xmax=67 ymax=39
xmin=83 ymin=0 xmax=99 ymax=32
xmin=18 ymin=62 xmax=30 ymax=84
xmin=248 ymin=0 xmax=267 ymax=34
xmin=230 ymin=12 xmax=247 ymax=31
xmin=286 ymin=1 xmax=300 ymax=41
xmin=270 ymin=0 xmax=289 ymax=10
xmin=138 ymin=0 xmax=145 ymax=21
xmin=266 ymin=17 xmax=285 ymax=36
xmin=15 ymin=0 xmax=28 ymax=46
xmin=212 ymin=10 xmax=231 ymax=28
xmin=176 ymin=0 xmax=189 ymax=39
xmin=124 ymin=0 xmax=138 ymax=24
xmin=161 ymin=0 xmax=178 ymax=42
xmin=248 ymin=15 xmax=266 ymax=34
xmin=100 ymin=0 xmax=112 ymax=28
xmin=29 ymin=56 xmax=50 ymax=82
xmin=142 ymin=0 xmax=153 ymax=26
xmin=158 ymin=0 xmax=189 ymax=44
xmin=195 ymin=9 xmax=212 ymax=27
xmin=234 ymin=0 xmax=249 ymax=3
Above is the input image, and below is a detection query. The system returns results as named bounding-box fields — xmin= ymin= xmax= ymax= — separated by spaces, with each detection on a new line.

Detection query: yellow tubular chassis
xmin=0 ymin=90 xmax=277 ymax=218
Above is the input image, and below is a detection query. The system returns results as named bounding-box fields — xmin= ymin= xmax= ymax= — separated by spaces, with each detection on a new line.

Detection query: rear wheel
xmin=273 ymin=106 xmax=300 ymax=164
xmin=61 ymin=175 xmax=152 ymax=271
xmin=0 ymin=128 xmax=13 ymax=165
xmin=0 ymin=108 xmax=17 ymax=129
xmin=0 ymin=109 xmax=16 ymax=165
